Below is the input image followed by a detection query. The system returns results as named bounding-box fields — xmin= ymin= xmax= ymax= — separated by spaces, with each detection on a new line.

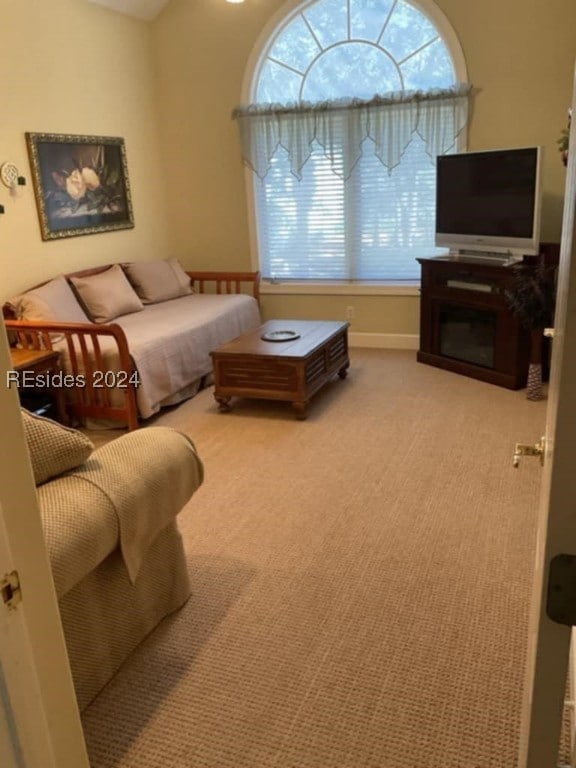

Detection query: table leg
xmin=215 ymin=395 xmax=232 ymax=412
xmin=292 ymin=401 xmax=308 ymax=420
xmin=51 ymin=385 xmax=69 ymax=425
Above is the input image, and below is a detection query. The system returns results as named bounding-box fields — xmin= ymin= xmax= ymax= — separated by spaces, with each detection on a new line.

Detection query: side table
xmin=9 ymin=348 xmax=68 ymax=424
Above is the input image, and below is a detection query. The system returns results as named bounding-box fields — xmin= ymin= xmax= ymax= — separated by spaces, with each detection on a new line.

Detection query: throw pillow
xmin=123 ymin=258 xmax=193 ymax=304
xmin=20 ymin=409 xmax=94 ymax=486
xmin=9 ymin=275 xmax=90 ymax=323
xmin=70 ymin=264 xmax=144 ymax=323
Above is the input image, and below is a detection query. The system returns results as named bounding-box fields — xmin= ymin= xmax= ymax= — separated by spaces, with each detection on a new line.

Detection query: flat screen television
xmin=435 ymin=146 xmax=543 ymax=260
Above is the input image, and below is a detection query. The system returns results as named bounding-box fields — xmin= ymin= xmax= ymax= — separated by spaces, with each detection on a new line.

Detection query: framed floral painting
xmin=26 ymin=132 xmax=134 ymax=240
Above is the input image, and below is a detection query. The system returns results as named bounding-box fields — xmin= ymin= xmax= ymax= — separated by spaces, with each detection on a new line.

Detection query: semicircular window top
xmin=256 ymin=0 xmax=456 ymax=103
xmin=243 ymin=0 xmax=468 ymax=284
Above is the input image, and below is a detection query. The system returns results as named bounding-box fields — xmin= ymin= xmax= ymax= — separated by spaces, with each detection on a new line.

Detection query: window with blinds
xmin=255 ymin=133 xmax=453 ymax=282
xmin=249 ymin=0 xmax=464 ymax=283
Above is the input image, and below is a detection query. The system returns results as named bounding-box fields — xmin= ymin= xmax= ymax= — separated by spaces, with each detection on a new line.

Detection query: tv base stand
xmin=417 ymin=256 xmax=533 ymax=389
xmin=450 ymin=250 xmax=524 ymax=267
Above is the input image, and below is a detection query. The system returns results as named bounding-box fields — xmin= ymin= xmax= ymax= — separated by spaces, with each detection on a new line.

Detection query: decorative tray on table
xmin=260 ymin=330 xmax=301 ymax=342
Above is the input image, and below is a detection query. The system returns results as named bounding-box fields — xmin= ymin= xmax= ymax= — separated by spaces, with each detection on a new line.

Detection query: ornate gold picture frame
xmin=26 ymin=132 xmax=134 ymax=240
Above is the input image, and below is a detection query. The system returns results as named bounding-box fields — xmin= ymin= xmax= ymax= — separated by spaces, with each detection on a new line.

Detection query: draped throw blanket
xmin=233 ymin=84 xmax=472 ymax=181
xmin=69 ymin=429 xmax=204 ymax=583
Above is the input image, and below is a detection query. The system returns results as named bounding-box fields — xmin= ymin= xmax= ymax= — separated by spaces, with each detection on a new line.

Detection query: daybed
xmin=20 ymin=408 xmax=204 ymax=711
xmin=4 ymin=260 xmax=261 ymax=429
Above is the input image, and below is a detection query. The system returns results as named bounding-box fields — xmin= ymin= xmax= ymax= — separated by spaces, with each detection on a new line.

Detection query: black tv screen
xmin=435 ymin=146 xmax=542 ymax=256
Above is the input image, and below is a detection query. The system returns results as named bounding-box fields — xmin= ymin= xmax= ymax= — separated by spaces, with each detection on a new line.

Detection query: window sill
xmin=260 ymin=281 xmax=420 ymax=297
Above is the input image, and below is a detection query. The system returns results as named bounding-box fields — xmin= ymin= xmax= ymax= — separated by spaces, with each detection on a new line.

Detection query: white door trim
xmin=0 ymin=324 xmax=89 ymax=768
xmin=518 ymin=60 xmax=576 ymax=768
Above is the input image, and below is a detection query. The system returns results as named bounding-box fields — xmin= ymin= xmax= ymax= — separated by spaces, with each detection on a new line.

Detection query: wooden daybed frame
xmin=3 ymin=266 xmax=260 ymax=431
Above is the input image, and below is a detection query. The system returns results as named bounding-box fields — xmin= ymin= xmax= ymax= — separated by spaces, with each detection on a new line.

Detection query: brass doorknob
xmin=513 ymin=437 xmax=545 ymax=468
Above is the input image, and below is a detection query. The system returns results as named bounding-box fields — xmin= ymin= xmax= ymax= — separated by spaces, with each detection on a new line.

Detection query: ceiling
xmin=87 ymin=0 xmax=170 ymax=21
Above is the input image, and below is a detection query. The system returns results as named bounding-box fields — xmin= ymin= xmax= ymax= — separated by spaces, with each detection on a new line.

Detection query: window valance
xmin=233 ymin=84 xmax=472 ymax=181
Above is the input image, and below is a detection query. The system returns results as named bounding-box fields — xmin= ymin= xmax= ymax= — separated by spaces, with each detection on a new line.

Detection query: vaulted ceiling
xmin=87 ymin=0 xmax=170 ymax=21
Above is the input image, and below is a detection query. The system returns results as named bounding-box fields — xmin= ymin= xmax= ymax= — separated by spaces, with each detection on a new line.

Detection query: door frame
xmin=518 ymin=62 xmax=576 ymax=768
xmin=0 ymin=323 xmax=89 ymax=768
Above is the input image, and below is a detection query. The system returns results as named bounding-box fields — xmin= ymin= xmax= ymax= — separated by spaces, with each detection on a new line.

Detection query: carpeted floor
xmin=82 ymin=349 xmax=551 ymax=768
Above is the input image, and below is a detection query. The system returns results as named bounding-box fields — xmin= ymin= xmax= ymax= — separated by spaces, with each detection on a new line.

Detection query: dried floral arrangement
xmin=504 ymin=260 xmax=556 ymax=331
xmin=558 ymin=109 xmax=571 ymax=166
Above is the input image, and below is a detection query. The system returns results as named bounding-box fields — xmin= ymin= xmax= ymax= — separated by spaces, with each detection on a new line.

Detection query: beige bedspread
xmin=116 ymin=293 xmax=260 ymax=417
xmin=57 ymin=292 xmax=261 ymax=421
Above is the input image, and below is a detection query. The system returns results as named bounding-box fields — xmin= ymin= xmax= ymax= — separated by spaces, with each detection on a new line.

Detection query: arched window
xmin=236 ymin=0 xmax=469 ymax=283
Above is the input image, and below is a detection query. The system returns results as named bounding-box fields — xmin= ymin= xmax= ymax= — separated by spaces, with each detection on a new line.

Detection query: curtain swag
xmin=233 ymin=84 xmax=472 ymax=181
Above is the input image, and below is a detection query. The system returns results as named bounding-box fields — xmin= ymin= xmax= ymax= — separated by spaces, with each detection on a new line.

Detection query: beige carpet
xmin=82 ymin=349 xmax=551 ymax=768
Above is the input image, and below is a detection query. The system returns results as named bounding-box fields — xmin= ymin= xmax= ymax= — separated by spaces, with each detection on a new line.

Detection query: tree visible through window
xmin=247 ymin=0 xmax=466 ymax=282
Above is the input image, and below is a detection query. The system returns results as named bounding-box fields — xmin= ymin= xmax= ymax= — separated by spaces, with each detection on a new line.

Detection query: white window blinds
xmin=234 ymin=88 xmax=470 ymax=281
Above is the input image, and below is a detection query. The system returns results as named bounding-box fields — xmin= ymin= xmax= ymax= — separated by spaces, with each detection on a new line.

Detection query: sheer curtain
xmin=233 ymin=85 xmax=471 ymax=180
xmin=233 ymin=85 xmax=471 ymax=281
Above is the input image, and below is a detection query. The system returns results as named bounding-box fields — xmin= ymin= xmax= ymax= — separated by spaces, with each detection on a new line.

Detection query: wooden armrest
xmin=5 ymin=319 xmax=131 ymax=361
xmin=185 ymin=271 xmax=260 ymax=302
xmin=4 ymin=319 xmax=138 ymax=430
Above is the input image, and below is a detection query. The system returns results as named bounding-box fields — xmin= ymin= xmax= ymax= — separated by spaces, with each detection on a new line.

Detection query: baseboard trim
xmin=349 ymin=333 xmax=419 ymax=350
xmin=569 ymin=630 xmax=576 ymax=765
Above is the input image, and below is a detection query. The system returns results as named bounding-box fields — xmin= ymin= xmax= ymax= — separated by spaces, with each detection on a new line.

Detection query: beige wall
xmin=0 ymin=0 xmax=168 ymax=299
xmin=259 ymin=292 xmax=420 ymax=335
xmin=2 ymin=0 xmax=575 ymax=333
xmin=154 ymin=0 xmax=576 ymax=335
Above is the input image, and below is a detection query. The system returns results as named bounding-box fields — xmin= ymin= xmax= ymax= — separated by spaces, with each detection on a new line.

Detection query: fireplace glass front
xmin=438 ymin=304 xmax=497 ymax=369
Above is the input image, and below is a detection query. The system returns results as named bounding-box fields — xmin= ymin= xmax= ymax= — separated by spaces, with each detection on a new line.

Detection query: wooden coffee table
xmin=210 ymin=320 xmax=350 ymax=419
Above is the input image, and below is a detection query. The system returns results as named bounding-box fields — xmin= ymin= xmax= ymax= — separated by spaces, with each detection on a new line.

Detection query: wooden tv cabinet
xmin=416 ymin=254 xmax=550 ymax=390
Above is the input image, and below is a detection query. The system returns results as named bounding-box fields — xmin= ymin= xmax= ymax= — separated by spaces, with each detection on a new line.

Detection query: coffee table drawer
xmin=213 ymin=358 xmax=299 ymax=399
